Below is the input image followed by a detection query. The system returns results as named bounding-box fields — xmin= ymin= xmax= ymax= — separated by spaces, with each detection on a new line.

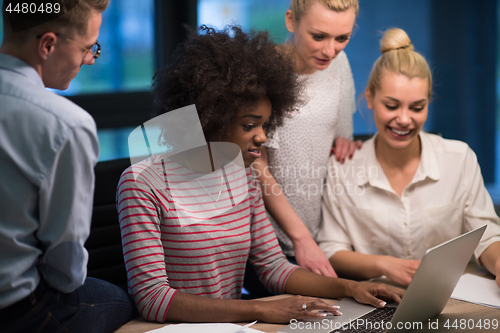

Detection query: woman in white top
xmin=318 ymin=28 xmax=500 ymax=288
xmin=253 ymin=0 xmax=362 ymax=277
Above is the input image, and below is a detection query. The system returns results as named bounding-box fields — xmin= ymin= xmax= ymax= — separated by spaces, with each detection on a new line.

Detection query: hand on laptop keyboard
xmin=256 ymin=295 xmax=341 ymax=323
xmin=348 ymin=281 xmax=404 ymax=308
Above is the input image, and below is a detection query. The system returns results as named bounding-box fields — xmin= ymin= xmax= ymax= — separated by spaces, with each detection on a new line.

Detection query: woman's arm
xmin=329 ymin=251 xmax=420 ymax=286
xmin=330 ymin=52 xmax=362 ymax=162
xmin=166 ymin=267 xmax=405 ymax=323
xmin=118 ymin=168 xmax=176 ymax=323
xmin=318 ymin=166 xmax=419 ymax=287
xmin=478 ymin=242 xmax=500 ymax=288
xmin=285 ymin=268 xmax=404 ymax=307
xmin=462 ymin=147 xmax=500 ymax=288
xmin=166 ymin=289 xmax=339 ymax=323
xmin=253 ymin=146 xmax=337 ymax=277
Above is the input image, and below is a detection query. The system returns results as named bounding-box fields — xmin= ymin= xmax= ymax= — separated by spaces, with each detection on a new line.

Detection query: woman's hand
xmin=293 ymin=235 xmax=337 ymax=277
xmin=495 ymin=258 xmax=500 ymax=289
xmin=331 ymin=137 xmax=363 ymax=163
xmin=477 ymin=242 xmax=500 ymax=288
xmin=378 ymin=256 xmax=421 ymax=286
xmin=255 ymin=295 xmax=341 ymax=324
xmin=347 ymin=281 xmax=404 ymax=308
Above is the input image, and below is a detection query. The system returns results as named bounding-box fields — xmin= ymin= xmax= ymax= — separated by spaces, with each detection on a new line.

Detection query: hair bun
xmin=380 ymin=28 xmax=414 ymax=54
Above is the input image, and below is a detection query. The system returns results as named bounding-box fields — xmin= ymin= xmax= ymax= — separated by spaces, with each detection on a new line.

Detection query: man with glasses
xmin=55 ymin=32 xmax=101 ymax=58
xmin=0 ymin=1 xmax=138 ymax=332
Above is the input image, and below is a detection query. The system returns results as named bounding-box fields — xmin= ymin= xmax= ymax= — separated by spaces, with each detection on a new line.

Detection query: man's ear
xmin=285 ymin=9 xmax=295 ymax=33
xmin=365 ymin=88 xmax=374 ymax=109
xmin=37 ymin=32 xmax=57 ymax=60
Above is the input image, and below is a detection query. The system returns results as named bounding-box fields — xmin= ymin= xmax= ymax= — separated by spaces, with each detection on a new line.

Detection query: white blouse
xmin=318 ymin=132 xmax=500 ymax=262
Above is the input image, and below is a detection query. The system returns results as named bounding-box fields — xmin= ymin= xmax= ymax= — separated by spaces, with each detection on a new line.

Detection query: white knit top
xmin=265 ymin=50 xmax=356 ymax=255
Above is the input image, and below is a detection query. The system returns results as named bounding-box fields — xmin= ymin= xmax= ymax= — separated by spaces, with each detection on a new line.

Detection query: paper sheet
xmin=451 ymin=273 xmax=500 ymax=309
xmin=145 ymin=321 xmax=262 ymax=333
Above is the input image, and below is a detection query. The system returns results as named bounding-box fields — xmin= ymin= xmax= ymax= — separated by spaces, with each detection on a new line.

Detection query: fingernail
xmin=331 ymin=305 xmax=340 ymax=309
xmin=379 ymin=301 xmax=386 ymax=307
xmin=319 ymin=313 xmax=327 ymax=317
xmin=336 ymin=311 xmax=343 ymax=316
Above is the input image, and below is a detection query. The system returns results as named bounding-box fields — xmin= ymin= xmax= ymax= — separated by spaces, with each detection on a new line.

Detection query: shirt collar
xmin=0 ymin=54 xmax=44 ymax=88
xmin=358 ymin=135 xmax=391 ymax=191
xmin=414 ymin=131 xmax=441 ymax=182
xmin=357 ymin=131 xmax=441 ymax=191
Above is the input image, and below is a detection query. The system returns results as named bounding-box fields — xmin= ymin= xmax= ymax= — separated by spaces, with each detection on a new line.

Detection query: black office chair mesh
xmin=85 ymin=158 xmax=131 ymax=290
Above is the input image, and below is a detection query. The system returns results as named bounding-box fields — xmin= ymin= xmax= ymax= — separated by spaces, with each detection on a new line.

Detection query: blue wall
xmin=348 ymin=0 xmax=432 ymax=135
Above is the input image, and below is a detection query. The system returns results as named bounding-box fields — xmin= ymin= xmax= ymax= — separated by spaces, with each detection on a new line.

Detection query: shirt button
xmin=404 ymin=222 xmax=408 ymax=227
xmin=406 ymin=250 xmax=411 ymax=256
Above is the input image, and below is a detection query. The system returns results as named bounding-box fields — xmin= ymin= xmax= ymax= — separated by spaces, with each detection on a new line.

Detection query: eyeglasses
xmin=55 ymin=33 xmax=101 ymax=60
xmin=36 ymin=32 xmax=101 ymax=60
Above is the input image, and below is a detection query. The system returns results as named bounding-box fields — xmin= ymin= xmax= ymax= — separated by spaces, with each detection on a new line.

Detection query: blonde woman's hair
xmin=290 ymin=0 xmax=359 ymax=22
xmin=366 ymin=28 xmax=432 ymax=99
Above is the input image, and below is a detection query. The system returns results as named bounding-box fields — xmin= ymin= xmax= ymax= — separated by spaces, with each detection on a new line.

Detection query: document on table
xmin=451 ymin=273 xmax=500 ymax=309
xmin=145 ymin=321 xmax=262 ymax=333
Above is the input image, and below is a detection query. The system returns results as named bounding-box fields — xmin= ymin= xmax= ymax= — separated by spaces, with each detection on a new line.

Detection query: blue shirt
xmin=0 ymin=54 xmax=99 ymax=308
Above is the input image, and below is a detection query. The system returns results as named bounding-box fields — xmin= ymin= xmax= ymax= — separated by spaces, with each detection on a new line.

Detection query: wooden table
xmin=114 ymin=263 xmax=499 ymax=333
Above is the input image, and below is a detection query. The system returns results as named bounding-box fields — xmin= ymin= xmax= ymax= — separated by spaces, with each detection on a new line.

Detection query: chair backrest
xmin=86 ymin=158 xmax=131 ymax=289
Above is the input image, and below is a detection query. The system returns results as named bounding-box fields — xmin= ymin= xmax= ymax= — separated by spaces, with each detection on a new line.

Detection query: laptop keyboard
xmin=330 ymin=306 xmax=397 ymax=333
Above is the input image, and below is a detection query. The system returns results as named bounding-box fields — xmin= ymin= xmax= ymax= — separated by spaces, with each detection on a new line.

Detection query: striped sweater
xmin=117 ymin=154 xmax=298 ymax=322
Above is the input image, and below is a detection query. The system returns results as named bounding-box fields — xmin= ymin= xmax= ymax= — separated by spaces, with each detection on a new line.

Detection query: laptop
xmin=278 ymin=225 xmax=487 ymax=333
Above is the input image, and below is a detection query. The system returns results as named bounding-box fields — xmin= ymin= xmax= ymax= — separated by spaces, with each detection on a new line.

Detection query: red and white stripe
xmin=117 ymin=154 xmax=298 ymax=323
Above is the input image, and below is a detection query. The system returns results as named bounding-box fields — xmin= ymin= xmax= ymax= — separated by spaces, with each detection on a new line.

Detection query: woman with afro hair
xmin=116 ymin=25 xmax=402 ymax=324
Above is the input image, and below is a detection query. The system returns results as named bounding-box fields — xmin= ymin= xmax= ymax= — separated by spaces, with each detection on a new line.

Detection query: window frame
xmin=67 ymin=0 xmax=198 ymax=129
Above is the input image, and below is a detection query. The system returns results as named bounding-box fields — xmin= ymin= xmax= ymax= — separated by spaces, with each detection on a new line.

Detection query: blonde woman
xmin=253 ymin=0 xmax=362 ymax=277
xmin=318 ymin=28 xmax=500 ymax=288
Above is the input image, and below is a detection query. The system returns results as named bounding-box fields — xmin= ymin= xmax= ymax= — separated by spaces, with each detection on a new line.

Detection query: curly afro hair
xmin=152 ymin=25 xmax=302 ymax=142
